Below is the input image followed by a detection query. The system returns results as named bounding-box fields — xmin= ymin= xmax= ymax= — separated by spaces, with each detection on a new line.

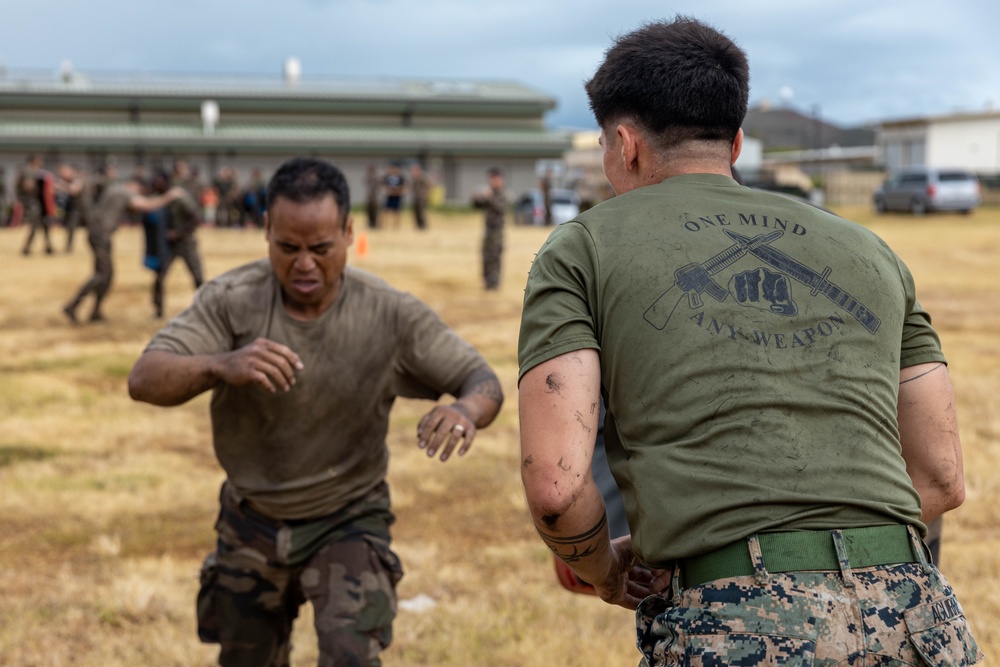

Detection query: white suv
xmin=873 ymin=167 xmax=981 ymax=215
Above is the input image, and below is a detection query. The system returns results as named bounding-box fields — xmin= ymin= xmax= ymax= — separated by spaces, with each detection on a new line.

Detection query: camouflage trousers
xmin=637 ymin=529 xmax=984 ymax=666
xmin=482 ymin=227 xmax=504 ymax=290
xmin=198 ymin=481 xmax=404 ymax=667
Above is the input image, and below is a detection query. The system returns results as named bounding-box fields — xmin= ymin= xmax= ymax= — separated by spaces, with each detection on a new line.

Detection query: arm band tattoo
xmin=536 ymin=513 xmax=608 ymax=563
xmin=899 ymin=363 xmax=945 ymax=385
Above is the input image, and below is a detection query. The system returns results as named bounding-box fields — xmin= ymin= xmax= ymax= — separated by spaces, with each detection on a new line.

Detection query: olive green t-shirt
xmin=146 ymin=261 xmax=487 ymax=519
xmin=518 ymin=174 xmax=946 ymax=566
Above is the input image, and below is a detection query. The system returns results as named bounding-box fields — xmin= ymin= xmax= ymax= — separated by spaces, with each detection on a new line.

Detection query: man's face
xmin=265 ymin=194 xmax=354 ymax=320
xmin=488 ymin=173 xmax=504 ymax=190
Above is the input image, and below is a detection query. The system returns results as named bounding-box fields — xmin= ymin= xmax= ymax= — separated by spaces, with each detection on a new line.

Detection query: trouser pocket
xmin=196 ymin=551 xmax=221 ymax=644
xmin=904 ymin=595 xmax=985 ymax=665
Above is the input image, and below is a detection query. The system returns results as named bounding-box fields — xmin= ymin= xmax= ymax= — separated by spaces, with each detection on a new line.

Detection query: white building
xmin=878 ymin=110 xmax=1000 ymax=174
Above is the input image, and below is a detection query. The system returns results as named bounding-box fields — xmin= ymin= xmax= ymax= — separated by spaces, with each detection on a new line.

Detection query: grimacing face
xmin=265 ymin=194 xmax=354 ymax=320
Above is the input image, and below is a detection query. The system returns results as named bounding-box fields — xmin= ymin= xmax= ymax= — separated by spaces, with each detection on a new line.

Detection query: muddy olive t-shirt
xmin=147 ymin=261 xmax=487 ymax=519
xmin=518 ymin=174 xmax=946 ymax=566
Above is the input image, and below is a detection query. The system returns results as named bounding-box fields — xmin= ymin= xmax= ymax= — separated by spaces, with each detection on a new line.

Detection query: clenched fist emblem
xmin=729 ymin=268 xmax=798 ymax=316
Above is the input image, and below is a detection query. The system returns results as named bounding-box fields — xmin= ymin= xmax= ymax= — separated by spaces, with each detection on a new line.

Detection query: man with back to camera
xmin=128 ymin=156 xmax=503 ymax=666
xmin=517 ymin=17 xmax=982 ymax=665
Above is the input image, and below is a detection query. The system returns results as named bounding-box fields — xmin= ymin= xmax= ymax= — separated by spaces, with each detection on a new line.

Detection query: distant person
xmin=57 ymin=164 xmax=94 ymax=253
xmin=127 ymin=156 xmax=503 ymax=667
xmin=364 ymin=164 xmax=380 ymax=229
xmin=539 ymin=168 xmax=553 ymax=225
xmin=63 ymin=167 xmax=183 ymax=324
xmin=18 ymin=154 xmax=57 ymax=256
xmin=149 ymin=168 xmax=205 ymax=319
xmin=242 ymin=168 xmax=268 ymax=229
xmin=410 ymin=163 xmax=431 ymax=230
xmin=518 ymin=17 xmax=981 ymax=665
xmin=201 ymin=185 xmax=219 ymax=226
xmin=471 ymin=167 xmax=508 ymax=290
xmin=381 ymin=163 xmax=405 ymax=230
xmin=213 ymin=166 xmax=240 ymax=228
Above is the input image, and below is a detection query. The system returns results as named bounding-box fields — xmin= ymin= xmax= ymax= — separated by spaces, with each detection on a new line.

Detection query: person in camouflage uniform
xmin=149 ymin=167 xmax=205 ymax=318
xmin=364 ymin=164 xmax=380 ymax=230
xmin=57 ymin=163 xmax=95 ymax=253
xmin=128 ymin=157 xmax=503 ymax=667
xmin=472 ymin=167 xmax=508 ymax=291
xmin=518 ymin=17 xmax=982 ymax=666
xmin=409 ymin=163 xmax=430 ymax=231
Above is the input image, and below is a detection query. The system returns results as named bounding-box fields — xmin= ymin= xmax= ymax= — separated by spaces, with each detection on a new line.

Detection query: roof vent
xmin=284 ymin=57 xmax=302 ymax=85
xmin=59 ymin=59 xmax=73 ymax=83
xmin=201 ymin=100 xmax=220 ymax=136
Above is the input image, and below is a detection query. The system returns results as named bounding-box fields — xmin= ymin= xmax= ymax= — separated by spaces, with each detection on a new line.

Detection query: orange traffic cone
xmin=356 ymin=232 xmax=370 ymax=258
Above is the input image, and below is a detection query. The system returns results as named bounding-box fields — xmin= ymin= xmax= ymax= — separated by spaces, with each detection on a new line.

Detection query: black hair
xmin=585 ymin=16 xmax=749 ymax=148
xmin=266 ymin=157 xmax=351 ymax=224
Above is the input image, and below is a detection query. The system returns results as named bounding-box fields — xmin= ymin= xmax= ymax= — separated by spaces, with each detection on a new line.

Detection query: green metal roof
xmin=0 ymin=71 xmax=557 ymax=115
xmin=0 ymin=120 xmax=572 ymax=157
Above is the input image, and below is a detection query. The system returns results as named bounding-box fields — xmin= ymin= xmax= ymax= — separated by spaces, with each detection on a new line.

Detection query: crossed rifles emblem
xmin=642 ymin=229 xmax=881 ymax=335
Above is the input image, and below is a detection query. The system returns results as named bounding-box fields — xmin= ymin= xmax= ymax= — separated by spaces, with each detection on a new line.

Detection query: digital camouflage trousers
xmin=637 ymin=531 xmax=984 ymax=667
xmin=198 ymin=481 xmax=404 ymax=667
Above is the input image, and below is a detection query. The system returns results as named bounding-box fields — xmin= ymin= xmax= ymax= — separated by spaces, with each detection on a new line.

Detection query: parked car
xmin=513 ymin=188 xmax=581 ymax=225
xmin=873 ymin=167 xmax=981 ymax=215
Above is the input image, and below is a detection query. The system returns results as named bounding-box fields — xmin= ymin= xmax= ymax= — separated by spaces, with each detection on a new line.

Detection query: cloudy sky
xmin=3 ymin=0 xmax=998 ymax=130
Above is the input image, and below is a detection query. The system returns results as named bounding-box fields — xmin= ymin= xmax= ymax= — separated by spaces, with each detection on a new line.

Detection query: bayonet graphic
xmin=723 ymin=229 xmax=881 ymax=334
xmin=643 ymin=230 xmax=784 ymax=330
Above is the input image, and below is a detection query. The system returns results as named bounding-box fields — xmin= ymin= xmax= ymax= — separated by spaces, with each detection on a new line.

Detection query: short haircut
xmin=267 ymin=157 xmax=351 ymax=224
xmin=487 ymin=167 xmax=503 ymax=177
xmin=585 ymin=16 xmax=749 ymax=149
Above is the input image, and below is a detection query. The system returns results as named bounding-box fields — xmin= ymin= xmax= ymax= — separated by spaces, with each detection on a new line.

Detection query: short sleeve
xmin=144 ymin=281 xmax=235 ymax=356
xmin=895 ymin=254 xmax=947 ymax=369
xmin=393 ymin=296 xmax=487 ymax=400
xmin=518 ymin=222 xmax=601 ymax=382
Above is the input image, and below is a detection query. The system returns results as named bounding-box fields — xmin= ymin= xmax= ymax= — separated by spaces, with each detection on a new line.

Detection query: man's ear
xmin=616 ymin=123 xmax=641 ymax=173
xmin=344 ymin=215 xmax=355 ymax=246
xmin=731 ymin=128 xmax=744 ymax=165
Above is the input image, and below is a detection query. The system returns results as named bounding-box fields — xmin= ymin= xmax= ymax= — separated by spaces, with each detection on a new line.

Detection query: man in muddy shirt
xmin=518 ymin=17 xmax=981 ymax=665
xmin=128 ymin=156 xmax=503 ymax=667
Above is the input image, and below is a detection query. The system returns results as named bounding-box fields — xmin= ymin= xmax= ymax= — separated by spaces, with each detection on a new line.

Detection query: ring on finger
xmin=451 ymin=424 xmax=466 ymax=436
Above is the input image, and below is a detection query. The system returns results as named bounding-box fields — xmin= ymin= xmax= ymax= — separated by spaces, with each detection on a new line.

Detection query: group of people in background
xmin=1 ymin=154 xmax=276 ymax=324
xmin=1 ymin=156 xmax=273 ymax=237
xmin=5 ymin=152 xmax=581 ymax=312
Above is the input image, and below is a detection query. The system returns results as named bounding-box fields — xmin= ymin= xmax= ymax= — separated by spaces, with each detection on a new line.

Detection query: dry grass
xmin=1 ymin=204 xmax=997 ymax=665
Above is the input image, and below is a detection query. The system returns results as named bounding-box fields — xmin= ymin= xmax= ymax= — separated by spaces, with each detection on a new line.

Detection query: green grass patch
xmin=0 ymin=445 xmax=59 ymax=467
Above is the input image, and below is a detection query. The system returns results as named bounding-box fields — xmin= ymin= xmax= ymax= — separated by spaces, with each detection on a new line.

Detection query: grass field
xmin=1 ymin=204 xmax=997 ymax=666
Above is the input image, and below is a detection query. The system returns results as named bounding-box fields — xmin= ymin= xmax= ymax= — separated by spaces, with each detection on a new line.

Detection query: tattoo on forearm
xmin=900 ymin=363 xmax=945 ymax=385
xmin=536 ymin=513 xmax=607 ymax=563
xmin=462 ymin=367 xmax=504 ymax=403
